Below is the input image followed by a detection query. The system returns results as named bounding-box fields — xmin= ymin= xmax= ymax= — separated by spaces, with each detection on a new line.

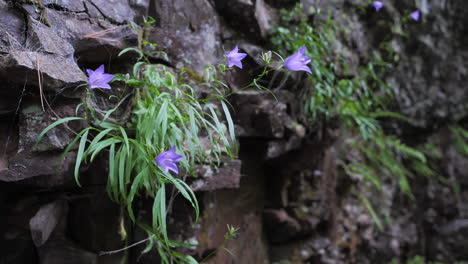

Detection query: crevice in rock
xmin=43 ymin=3 xmax=87 ymax=14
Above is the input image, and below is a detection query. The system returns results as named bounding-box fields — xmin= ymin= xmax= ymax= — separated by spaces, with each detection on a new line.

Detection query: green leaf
xmin=221 ymin=100 xmax=237 ymax=155
xmin=35 ymin=117 xmax=83 ymax=146
xmin=118 ymin=146 xmax=128 ymax=200
xmin=360 ymin=195 xmax=383 ymax=231
xmin=89 ymin=138 xmax=122 ymax=162
xmin=108 ymin=143 xmax=118 ymax=201
xmin=118 ymin=47 xmax=144 ymax=60
xmin=153 ymin=184 xmax=168 ymax=243
xmin=74 ymin=128 xmax=90 ymax=187
xmin=127 ymin=166 xmax=149 ymax=222
xmin=163 ymin=174 xmax=199 ymax=222
xmin=84 ymin=128 xmax=114 ymax=158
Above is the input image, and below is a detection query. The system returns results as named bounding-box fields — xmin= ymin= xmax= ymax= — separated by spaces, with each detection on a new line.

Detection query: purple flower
xmin=155 ymin=146 xmax=183 ymax=174
xmin=86 ymin=65 xmax=114 ymax=89
xmin=411 ymin=10 xmax=420 ymax=21
xmin=373 ymin=1 xmax=383 ymax=11
xmin=225 ymin=46 xmax=247 ymax=69
xmin=284 ymin=45 xmax=312 ymax=74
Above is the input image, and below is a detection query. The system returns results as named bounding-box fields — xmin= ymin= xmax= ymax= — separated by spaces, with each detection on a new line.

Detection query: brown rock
xmin=190 ymin=160 xmax=242 ymax=192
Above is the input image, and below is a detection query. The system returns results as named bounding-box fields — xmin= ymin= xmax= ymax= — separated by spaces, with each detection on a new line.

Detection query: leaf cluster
xmin=37 ymin=51 xmax=237 ymax=263
xmin=271 ymin=3 xmax=395 ymax=139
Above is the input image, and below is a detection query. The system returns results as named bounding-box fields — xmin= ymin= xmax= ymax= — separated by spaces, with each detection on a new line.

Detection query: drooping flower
xmin=411 ymin=10 xmax=420 ymax=21
xmin=284 ymin=45 xmax=312 ymax=74
xmin=155 ymin=146 xmax=183 ymax=174
xmin=225 ymin=46 xmax=247 ymax=69
xmin=373 ymin=1 xmax=384 ymax=11
xmin=86 ymin=64 xmax=114 ymax=89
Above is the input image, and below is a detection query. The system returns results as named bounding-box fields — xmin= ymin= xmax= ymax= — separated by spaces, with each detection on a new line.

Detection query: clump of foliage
xmin=271 ymin=3 xmax=432 ymax=229
xmin=272 ymin=3 xmax=395 ymax=139
xmin=37 ymin=43 xmax=236 ymax=263
xmin=451 ymin=126 xmax=468 ymax=157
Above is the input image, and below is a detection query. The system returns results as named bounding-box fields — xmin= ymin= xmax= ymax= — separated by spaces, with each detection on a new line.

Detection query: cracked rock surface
xmin=0 ymin=0 xmax=467 ymax=263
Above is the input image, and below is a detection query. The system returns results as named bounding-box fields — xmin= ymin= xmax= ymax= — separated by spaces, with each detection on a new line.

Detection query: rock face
xmin=0 ymin=0 xmax=467 ymax=264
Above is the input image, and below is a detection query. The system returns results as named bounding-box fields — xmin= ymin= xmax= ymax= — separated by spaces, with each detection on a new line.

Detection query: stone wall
xmin=0 ymin=0 xmax=467 ymax=263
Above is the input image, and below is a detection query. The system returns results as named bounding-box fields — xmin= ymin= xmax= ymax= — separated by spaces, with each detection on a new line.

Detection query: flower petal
xmin=231 ymin=53 xmax=247 ymax=61
xmin=171 ymin=154 xmax=183 ymax=162
xmin=227 ymin=58 xmax=244 ymax=69
xmin=411 ymin=10 xmax=420 ymax=21
xmin=167 ymin=163 xmax=179 ymax=174
xmin=169 ymin=146 xmax=177 ymax=153
xmin=100 ymin=73 xmax=114 ymax=83
xmin=284 ymin=56 xmax=302 ymax=71
xmin=155 ymin=146 xmax=183 ymax=174
xmin=88 ymin=73 xmax=97 ymax=85
xmin=233 ymin=60 xmax=243 ymax=69
xmin=95 ymin=64 xmax=105 ymax=74
xmin=298 ymin=65 xmax=312 ymax=74
xmin=98 ymin=83 xmax=112 ymax=89
xmin=373 ymin=1 xmax=383 ymax=11
xmin=298 ymin=45 xmax=307 ymax=55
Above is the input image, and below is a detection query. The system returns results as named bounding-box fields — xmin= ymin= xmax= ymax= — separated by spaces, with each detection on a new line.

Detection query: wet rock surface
xmin=0 ymin=0 xmax=467 ymax=263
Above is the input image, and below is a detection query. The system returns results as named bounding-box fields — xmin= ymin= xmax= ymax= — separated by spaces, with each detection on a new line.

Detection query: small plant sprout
xmin=411 ymin=10 xmax=420 ymax=21
xmin=201 ymin=225 xmax=240 ymax=262
xmin=225 ymin=46 xmax=247 ymax=69
xmin=86 ymin=64 xmax=114 ymax=89
xmin=261 ymin=51 xmax=272 ymax=66
xmin=284 ymin=45 xmax=312 ymax=73
xmin=372 ymin=1 xmax=383 ymax=12
xmin=155 ymin=146 xmax=183 ymax=174
xmin=225 ymin=225 xmax=240 ymax=241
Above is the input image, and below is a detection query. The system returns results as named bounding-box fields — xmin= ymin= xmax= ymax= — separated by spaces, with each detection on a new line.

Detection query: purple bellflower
xmin=284 ymin=45 xmax=312 ymax=74
xmin=225 ymin=46 xmax=247 ymax=69
xmin=155 ymin=146 xmax=183 ymax=174
xmin=86 ymin=65 xmax=114 ymax=89
xmin=411 ymin=10 xmax=420 ymax=21
xmin=373 ymin=1 xmax=383 ymax=11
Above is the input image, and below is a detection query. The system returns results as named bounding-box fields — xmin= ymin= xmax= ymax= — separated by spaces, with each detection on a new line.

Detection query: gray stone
xmin=232 ymin=90 xmax=295 ymax=138
xmin=42 ymin=0 xmax=87 ymax=12
xmin=0 ymin=102 xmax=80 ymax=183
xmin=87 ymin=0 xmax=136 ymax=24
xmin=0 ymin=150 xmax=76 ymax=182
xmin=146 ymin=0 xmax=222 ymax=73
xmin=0 ymin=50 xmax=85 ymax=90
xmin=27 ymin=21 xmax=75 ymax=56
xmin=255 ymin=0 xmax=278 ymax=37
xmin=30 ymin=200 xmax=68 ymax=247
xmin=18 ymin=103 xmax=77 ymax=153
xmin=0 ymin=0 xmax=26 ymax=52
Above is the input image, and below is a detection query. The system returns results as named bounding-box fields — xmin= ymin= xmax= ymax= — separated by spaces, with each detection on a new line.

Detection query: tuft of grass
xmin=271 ymin=3 xmax=436 ymax=229
xmin=271 ymin=4 xmax=395 ymax=140
xmin=37 ymin=42 xmax=237 ymax=262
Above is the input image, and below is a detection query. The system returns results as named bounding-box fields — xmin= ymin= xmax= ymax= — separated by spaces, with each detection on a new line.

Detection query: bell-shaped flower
xmin=225 ymin=46 xmax=247 ymax=69
xmin=373 ymin=1 xmax=383 ymax=11
xmin=155 ymin=146 xmax=183 ymax=174
xmin=86 ymin=65 xmax=114 ymax=89
xmin=284 ymin=45 xmax=311 ymax=74
xmin=411 ymin=10 xmax=420 ymax=21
